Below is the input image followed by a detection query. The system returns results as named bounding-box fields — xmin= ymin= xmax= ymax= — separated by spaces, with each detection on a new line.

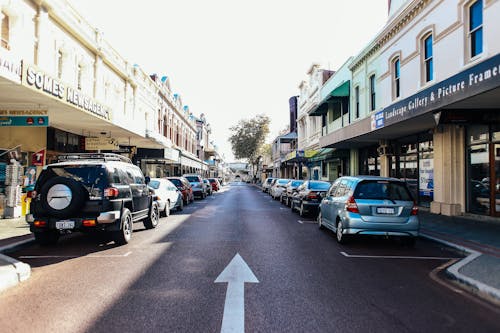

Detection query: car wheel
xmin=144 ymin=202 xmax=159 ymax=229
xmin=291 ymin=200 xmax=295 ymax=212
xmin=178 ymin=199 xmax=184 ymax=211
xmin=164 ymin=200 xmax=170 ymax=217
xmin=113 ymin=209 xmax=132 ymax=245
xmin=34 ymin=230 xmax=59 ymax=246
xmin=299 ymin=202 xmax=306 ymax=217
xmin=318 ymin=212 xmax=324 ymax=229
xmin=336 ymin=220 xmax=348 ymax=244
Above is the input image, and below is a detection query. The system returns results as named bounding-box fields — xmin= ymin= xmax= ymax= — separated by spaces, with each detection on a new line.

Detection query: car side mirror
xmin=145 ymin=176 xmax=151 ymax=184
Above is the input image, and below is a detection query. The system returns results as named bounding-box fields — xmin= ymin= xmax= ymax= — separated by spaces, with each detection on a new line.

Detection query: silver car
xmin=318 ymin=176 xmax=419 ymax=245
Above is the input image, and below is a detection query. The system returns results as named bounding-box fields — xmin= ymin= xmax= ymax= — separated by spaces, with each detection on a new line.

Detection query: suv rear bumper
xmin=27 ymin=210 xmax=121 ymax=232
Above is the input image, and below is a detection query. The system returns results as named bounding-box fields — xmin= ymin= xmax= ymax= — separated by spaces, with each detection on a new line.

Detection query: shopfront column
xmin=431 ymin=124 xmax=465 ymax=216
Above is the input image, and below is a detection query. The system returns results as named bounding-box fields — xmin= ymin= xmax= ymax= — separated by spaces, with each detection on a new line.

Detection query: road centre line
xmin=340 ymin=251 xmax=459 ymax=260
xmin=19 ymin=251 xmax=132 ymax=259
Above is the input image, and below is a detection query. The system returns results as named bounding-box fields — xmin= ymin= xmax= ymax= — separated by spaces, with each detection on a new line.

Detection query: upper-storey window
xmin=77 ymin=64 xmax=82 ymax=90
xmin=355 ymin=86 xmax=360 ymax=119
xmin=1 ymin=12 xmax=9 ymax=50
xmin=392 ymin=58 xmax=400 ymax=99
xmin=469 ymin=0 xmax=483 ymax=59
xmin=423 ymin=34 xmax=433 ymax=83
xmin=369 ymin=74 xmax=376 ymax=111
xmin=56 ymin=51 xmax=63 ymax=79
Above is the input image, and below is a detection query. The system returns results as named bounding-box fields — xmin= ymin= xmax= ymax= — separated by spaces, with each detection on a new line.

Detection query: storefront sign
xmin=85 ymin=137 xmax=120 ymax=151
xmin=376 ymin=53 xmax=500 ymax=128
xmin=0 ymin=116 xmax=48 ymax=126
xmin=32 ymin=149 xmax=46 ymax=166
xmin=22 ymin=64 xmax=110 ymax=121
xmin=0 ymin=50 xmax=22 ymax=83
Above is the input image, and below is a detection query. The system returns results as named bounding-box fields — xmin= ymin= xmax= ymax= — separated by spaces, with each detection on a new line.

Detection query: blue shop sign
xmin=0 ymin=116 xmax=48 ymax=126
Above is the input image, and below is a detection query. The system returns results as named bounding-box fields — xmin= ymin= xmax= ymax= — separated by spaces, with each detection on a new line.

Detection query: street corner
xmin=0 ymin=253 xmax=31 ymax=293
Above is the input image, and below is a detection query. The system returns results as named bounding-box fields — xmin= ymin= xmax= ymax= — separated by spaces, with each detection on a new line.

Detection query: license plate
xmin=376 ymin=207 xmax=395 ymax=214
xmin=56 ymin=220 xmax=75 ymax=229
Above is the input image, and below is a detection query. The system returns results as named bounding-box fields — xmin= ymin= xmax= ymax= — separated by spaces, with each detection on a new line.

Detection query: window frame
xmin=392 ymin=57 xmax=401 ymax=100
xmin=422 ymin=33 xmax=434 ymax=83
xmin=468 ymin=0 xmax=483 ymax=60
xmin=354 ymin=86 xmax=360 ymax=119
xmin=369 ymin=74 xmax=376 ymax=111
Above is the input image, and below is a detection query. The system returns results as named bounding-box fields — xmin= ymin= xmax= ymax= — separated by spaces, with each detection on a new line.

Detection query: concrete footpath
xmin=1 ymin=210 xmax=499 ymax=306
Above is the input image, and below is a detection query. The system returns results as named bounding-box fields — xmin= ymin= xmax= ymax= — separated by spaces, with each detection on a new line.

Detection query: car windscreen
xmin=149 ymin=180 xmax=161 ymax=189
xmin=185 ymin=176 xmax=199 ymax=182
xmin=309 ymin=182 xmax=331 ymax=190
xmin=168 ymin=178 xmax=182 ymax=187
xmin=354 ymin=180 xmax=413 ymax=201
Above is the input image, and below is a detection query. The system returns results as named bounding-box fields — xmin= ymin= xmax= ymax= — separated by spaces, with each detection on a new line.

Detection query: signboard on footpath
xmin=21 ymin=63 xmax=111 ymax=122
xmin=371 ymin=53 xmax=500 ymax=130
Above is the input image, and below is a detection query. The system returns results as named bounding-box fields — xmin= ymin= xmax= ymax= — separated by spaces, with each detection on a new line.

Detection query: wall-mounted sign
xmin=0 ymin=116 xmax=48 ymax=127
xmin=375 ymin=53 xmax=500 ymax=130
xmin=22 ymin=64 xmax=110 ymax=121
xmin=0 ymin=50 xmax=22 ymax=83
xmin=85 ymin=137 xmax=120 ymax=151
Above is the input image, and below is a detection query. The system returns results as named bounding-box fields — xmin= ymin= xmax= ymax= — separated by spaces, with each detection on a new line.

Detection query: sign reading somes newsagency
xmin=22 ymin=63 xmax=111 ymax=121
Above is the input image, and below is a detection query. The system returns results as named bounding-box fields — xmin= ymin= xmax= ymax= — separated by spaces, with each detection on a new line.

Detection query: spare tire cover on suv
xmin=39 ymin=176 xmax=87 ymax=217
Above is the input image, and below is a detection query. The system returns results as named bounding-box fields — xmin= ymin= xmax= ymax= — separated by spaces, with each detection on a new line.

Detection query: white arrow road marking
xmin=215 ymin=253 xmax=259 ymax=333
xmin=340 ymin=251 xmax=459 ymax=260
xmin=19 ymin=251 xmax=132 ymax=259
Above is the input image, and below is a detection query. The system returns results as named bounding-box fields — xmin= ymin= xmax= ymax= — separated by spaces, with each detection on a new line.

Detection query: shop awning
xmin=309 ymin=148 xmax=335 ymax=162
xmin=279 ymin=131 xmax=297 ymax=143
xmin=309 ymin=80 xmax=350 ymax=116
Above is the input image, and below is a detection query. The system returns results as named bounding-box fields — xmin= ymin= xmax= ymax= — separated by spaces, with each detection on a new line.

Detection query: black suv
xmin=26 ymin=153 xmax=159 ymax=246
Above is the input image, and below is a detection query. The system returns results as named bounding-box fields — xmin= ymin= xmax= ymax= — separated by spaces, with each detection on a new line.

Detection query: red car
xmin=208 ymin=178 xmax=221 ymax=191
xmin=167 ymin=177 xmax=194 ymax=204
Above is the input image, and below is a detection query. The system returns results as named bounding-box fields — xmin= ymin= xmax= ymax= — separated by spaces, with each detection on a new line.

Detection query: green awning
xmin=309 ymin=148 xmax=335 ymax=162
xmin=309 ymin=80 xmax=350 ymax=116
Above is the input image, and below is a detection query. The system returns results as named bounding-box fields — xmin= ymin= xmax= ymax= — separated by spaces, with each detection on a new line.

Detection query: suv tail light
xmin=104 ymin=187 xmax=119 ymax=198
xmin=307 ymin=192 xmax=318 ymax=199
xmin=411 ymin=202 xmax=418 ymax=215
xmin=346 ymin=196 xmax=359 ymax=213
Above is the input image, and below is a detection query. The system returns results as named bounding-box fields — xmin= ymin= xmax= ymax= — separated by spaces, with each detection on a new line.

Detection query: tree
xmin=228 ymin=114 xmax=270 ymax=176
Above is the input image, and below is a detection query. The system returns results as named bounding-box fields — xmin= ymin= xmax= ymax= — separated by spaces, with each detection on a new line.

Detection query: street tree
xmin=228 ymin=114 xmax=270 ymax=179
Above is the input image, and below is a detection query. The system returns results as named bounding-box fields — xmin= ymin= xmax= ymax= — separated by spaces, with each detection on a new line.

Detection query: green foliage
xmin=228 ymin=114 xmax=270 ymax=163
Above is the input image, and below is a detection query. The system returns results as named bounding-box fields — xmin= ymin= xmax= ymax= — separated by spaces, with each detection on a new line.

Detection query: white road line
xmin=19 ymin=251 xmax=132 ymax=259
xmin=297 ymin=220 xmax=316 ymax=224
xmin=340 ymin=251 xmax=459 ymax=260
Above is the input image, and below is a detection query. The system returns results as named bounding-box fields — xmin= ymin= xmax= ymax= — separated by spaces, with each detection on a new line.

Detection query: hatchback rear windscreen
xmin=309 ymin=182 xmax=331 ymax=190
xmin=185 ymin=176 xmax=199 ymax=182
xmin=169 ymin=179 xmax=182 ymax=187
xmin=354 ymin=181 xmax=413 ymax=201
xmin=149 ymin=180 xmax=161 ymax=189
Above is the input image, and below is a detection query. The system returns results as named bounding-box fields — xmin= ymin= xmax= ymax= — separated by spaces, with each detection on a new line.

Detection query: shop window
xmin=1 ymin=12 xmax=9 ymax=50
xmin=369 ymin=74 xmax=376 ymax=111
xmin=77 ymin=64 xmax=82 ymax=90
xmin=422 ymin=34 xmax=433 ymax=83
xmin=321 ymin=161 xmax=327 ymax=178
xmin=468 ymin=0 xmax=483 ymax=59
xmin=392 ymin=58 xmax=400 ymax=99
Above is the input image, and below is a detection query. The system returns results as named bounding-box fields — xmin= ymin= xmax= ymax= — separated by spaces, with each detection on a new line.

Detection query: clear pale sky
xmin=70 ymin=0 xmax=389 ymax=161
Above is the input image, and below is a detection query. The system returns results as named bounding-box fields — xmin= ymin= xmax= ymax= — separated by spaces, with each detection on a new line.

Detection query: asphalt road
xmin=0 ymin=182 xmax=499 ymax=333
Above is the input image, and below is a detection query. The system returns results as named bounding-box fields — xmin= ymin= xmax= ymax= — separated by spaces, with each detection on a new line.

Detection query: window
xmin=57 ymin=51 xmax=63 ymax=79
xmin=469 ymin=0 xmax=483 ymax=58
xmin=355 ymin=86 xmax=360 ymax=118
xmin=423 ymin=34 xmax=433 ymax=82
xmin=77 ymin=64 xmax=82 ymax=90
xmin=393 ymin=58 xmax=400 ymax=99
xmin=369 ymin=74 xmax=376 ymax=111
xmin=1 ymin=12 xmax=9 ymax=50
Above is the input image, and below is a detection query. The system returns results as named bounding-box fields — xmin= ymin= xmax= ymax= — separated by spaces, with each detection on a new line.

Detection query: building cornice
xmin=349 ymin=0 xmax=431 ymax=72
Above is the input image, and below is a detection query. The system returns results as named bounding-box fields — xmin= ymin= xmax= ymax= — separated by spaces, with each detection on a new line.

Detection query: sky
xmin=70 ymin=0 xmax=389 ymax=161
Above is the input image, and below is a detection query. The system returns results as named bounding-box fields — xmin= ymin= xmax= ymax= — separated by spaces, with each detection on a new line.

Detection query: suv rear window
xmin=185 ymin=176 xmax=200 ymax=182
xmin=354 ymin=180 xmax=413 ymax=201
xmin=42 ymin=166 xmax=107 ymax=188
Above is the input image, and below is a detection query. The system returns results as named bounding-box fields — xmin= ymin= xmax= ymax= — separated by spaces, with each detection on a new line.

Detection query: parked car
xmin=183 ymin=174 xmax=208 ymax=199
xmin=262 ymin=177 xmax=275 ymax=193
xmin=281 ymin=179 xmax=305 ymax=206
xmin=290 ymin=180 xmax=331 ymax=217
xmin=148 ymin=178 xmax=184 ymax=216
xmin=203 ymin=179 xmax=213 ymax=195
xmin=270 ymin=178 xmax=290 ymax=200
xmin=208 ymin=178 xmax=221 ymax=191
xmin=26 ymin=153 xmax=159 ymax=246
xmin=167 ymin=176 xmax=194 ymax=205
xmin=317 ymin=176 xmax=419 ymax=245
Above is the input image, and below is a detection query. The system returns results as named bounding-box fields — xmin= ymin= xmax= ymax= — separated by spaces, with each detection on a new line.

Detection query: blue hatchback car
xmin=318 ymin=176 xmax=419 ymax=245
